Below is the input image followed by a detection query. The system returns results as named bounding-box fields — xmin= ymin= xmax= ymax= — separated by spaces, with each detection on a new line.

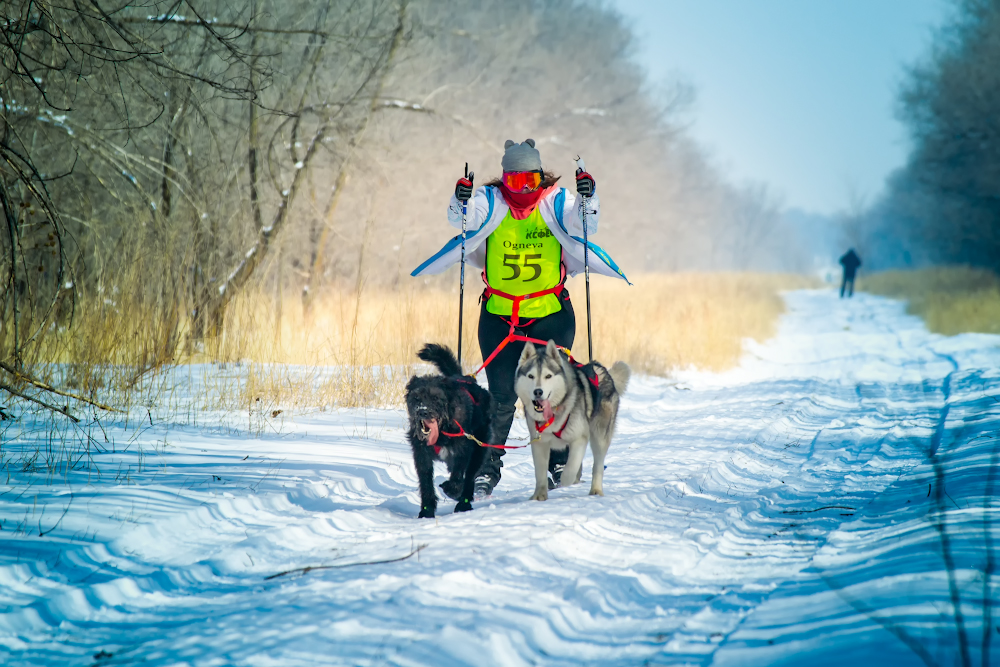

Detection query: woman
xmin=412 ymin=139 xmax=628 ymax=498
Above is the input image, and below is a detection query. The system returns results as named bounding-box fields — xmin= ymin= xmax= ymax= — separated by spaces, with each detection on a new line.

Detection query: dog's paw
xmin=418 ymin=506 xmax=436 ymax=519
xmin=454 ymin=498 xmax=473 ymax=513
xmin=589 ymin=487 xmax=604 ymax=496
xmin=530 ymin=488 xmax=548 ymax=501
xmin=439 ymin=479 xmax=462 ymax=501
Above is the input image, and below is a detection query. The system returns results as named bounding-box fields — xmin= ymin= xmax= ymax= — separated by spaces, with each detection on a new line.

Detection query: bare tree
xmin=1 ymin=0 xmax=812 ymax=417
xmin=0 ymin=0 xmax=262 ymax=412
xmin=878 ymin=0 xmax=1000 ymax=271
xmin=0 ymin=0 xmax=406 ymax=412
xmin=723 ymin=183 xmax=785 ymax=270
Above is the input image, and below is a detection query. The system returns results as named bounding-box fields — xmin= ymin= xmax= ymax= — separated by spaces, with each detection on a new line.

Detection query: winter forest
xmin=0 ymin=0 xmax=798 ymax=386
xmin=3 ymin=1 xmax=1000 ymax=665
xmin=858 ymin=0 xmax=1000 ymax=273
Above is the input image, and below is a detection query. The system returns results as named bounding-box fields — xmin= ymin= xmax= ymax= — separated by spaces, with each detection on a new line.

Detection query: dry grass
xmin=22 ymin=286 xmax=183 ymax=411
xmin=207 ymin=284 xmax=480 ymax=409
xmin=576 ymin=272 xmax=818 ymax=374
xmin=203 ymin=272 xmax=816 ymax=409
xmin=16 ymin=272 xmax=816 ymax=415
xmin=860 ymin=266 xmax=1000 ymax=336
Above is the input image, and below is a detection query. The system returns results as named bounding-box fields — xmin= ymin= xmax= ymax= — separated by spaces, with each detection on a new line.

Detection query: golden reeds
xmin=576 ymin=272 xmax=817 ymax=375
xmin=19 ymin=272 xmax=816 ymax=413
xmin=204 ymin=272 xmax=816 ymax=409
xmin=860 ymin=266 xmax=1000 ymax=336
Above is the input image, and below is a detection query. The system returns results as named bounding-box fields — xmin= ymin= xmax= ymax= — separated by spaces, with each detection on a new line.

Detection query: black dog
xmin=405 ymin=344 xmax=494 ymax=518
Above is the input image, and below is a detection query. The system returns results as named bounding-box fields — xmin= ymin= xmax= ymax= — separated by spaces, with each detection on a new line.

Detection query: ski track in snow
xmin=2 ymin=289 xmax=999 ymax=666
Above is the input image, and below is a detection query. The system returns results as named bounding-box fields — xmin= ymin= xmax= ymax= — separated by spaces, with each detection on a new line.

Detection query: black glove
xmin=455 ymin=174 xmax=474 ymax=202
xmin=575 ymin=171 xmax=595 ymax=197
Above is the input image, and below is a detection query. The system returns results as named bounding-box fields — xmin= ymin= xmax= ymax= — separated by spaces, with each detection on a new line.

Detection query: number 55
xmin=501 ymin=253 xmax=543 ymax=281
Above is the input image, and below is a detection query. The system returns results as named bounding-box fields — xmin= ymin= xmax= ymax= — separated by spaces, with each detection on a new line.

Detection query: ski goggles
xmin=502 ymin=170 xmax=543 ymax=192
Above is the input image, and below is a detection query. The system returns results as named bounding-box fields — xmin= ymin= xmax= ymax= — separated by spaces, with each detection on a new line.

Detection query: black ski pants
xmin=476 ymin=288 xmax=576 ymax=480
xmin=840 ymin=270 xmax=856 ymax=298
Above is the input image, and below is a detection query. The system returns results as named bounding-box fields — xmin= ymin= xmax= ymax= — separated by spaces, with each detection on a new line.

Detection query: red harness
xmin=532 ymin=408 xmax=568 ymax=439
xmin=445 ymin=264 xmax=596 ymax=448
xmin=439 ymin=419 xmax=527 ymax=450
xmin=471 ymin=266 xmax=568 ymax=377
xmin=429 ymin=378 xmax=528 ymax=451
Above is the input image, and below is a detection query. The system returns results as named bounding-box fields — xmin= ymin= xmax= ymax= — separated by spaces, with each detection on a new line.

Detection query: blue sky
xmin=610 ymin=0 xmax=951 ymax=215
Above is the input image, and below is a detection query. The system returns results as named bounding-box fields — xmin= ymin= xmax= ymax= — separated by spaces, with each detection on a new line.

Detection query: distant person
xmin=839 ymin=248 xmax=862 ymax=298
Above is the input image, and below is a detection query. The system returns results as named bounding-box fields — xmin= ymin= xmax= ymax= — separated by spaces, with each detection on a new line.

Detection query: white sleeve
xmin=561 ymin=190 xmax=599 ymax=236
xmin=447 ymin=187 xmax=491 ymax=231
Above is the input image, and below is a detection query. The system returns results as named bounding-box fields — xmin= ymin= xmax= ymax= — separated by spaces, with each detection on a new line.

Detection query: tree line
xmin=859 ymin=0 xmax=1000 ymax=272
xmin=1 ymin=0 xmax=804 ymax=412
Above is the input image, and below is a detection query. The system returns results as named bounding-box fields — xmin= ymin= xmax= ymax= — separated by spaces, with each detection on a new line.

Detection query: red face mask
xmin=499 ymin=182 xmax=556 ymax=220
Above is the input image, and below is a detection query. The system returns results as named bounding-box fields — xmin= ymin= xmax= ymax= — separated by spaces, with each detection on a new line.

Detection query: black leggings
xmin=476 ymin=288 xmax=576 ymax=479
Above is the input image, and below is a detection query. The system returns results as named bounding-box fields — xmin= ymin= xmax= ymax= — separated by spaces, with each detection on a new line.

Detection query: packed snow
xmin=2 ymin=289 xmax=999 ymax=666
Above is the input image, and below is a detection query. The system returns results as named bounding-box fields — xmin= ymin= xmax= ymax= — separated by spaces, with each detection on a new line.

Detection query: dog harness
xmin=439 ymin=420 xmax=527 ymax=450
xmin=472 ymin=263 xmax=569 ymax=377
xmin=469 ymin=274 xmax=604 ymax=442
xmin=462 ymin=260 xmax=603 ymax=447
xmin=437 ymin=360 xmax=599 ymax=448
xmin=434 ymin=377 xmax=528 ymax=450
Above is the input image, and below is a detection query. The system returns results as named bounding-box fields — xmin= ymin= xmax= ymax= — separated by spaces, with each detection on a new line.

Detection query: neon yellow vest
xmin=485 ymin=206 xmax=563 ymax=318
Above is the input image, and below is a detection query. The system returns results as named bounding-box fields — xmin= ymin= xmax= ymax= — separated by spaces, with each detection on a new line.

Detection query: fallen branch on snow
xmin=265 ymin=543 xmax=428 ymax=580
xmin=781 ymin=505 xmax=856 ymax=515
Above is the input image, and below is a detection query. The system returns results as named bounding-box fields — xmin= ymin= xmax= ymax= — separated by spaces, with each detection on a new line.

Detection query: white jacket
xmin=411 ymin=185 xmax=628 ymax=282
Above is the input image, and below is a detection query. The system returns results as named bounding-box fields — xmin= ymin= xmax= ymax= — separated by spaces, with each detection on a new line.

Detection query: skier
xmin=412 ymin=139 xmax=628 ymax=497
xmin=839 ymin=248 xmax=862 ymax=298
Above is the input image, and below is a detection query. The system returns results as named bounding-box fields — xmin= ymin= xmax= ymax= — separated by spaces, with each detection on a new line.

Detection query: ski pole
xmin=576 ymin=156 xmax=593 ymax=362
xmin=458 ymin=163 xmax=473 ymax=367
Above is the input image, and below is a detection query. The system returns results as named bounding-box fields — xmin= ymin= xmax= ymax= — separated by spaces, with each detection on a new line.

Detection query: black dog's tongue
xmin=423 ymin=419 xmax=439 ymax=447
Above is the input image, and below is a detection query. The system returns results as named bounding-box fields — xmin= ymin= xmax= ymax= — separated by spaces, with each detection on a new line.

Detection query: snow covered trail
xmin=2 ymin=289 xmax=999 ymax=666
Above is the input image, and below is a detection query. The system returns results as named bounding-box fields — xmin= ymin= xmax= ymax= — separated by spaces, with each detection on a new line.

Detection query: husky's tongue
xmin=423 ymin=419 xmax=440 ymax=447
xmin=541 ymin=399 xmax=554 ymax=422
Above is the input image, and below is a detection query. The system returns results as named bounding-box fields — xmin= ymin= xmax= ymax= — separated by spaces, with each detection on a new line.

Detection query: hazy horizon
xmin=612 ymin=0 xmax=951 ymax=216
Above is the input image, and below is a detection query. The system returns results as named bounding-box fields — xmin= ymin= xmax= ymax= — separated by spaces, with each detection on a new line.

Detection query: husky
xmin=515 ymin=340 xmax=631 ymax=500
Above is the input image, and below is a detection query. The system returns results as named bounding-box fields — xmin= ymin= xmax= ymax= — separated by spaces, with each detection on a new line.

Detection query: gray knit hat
xmin=501 ymin=139 xmax=542 ymax=172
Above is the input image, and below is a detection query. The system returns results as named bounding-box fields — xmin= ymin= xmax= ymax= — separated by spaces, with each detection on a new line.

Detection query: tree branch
xmin=265 ymin=543 xmax=427 ymax=580
xmin=0 ymin=382 xmax=80 ymax=422
xmin=0 ymin=361 xmax=118 ymax=412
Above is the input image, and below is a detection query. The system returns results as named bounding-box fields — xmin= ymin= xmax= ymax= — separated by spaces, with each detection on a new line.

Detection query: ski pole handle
xmin=461 ymin=164 xmax=475 ymax=244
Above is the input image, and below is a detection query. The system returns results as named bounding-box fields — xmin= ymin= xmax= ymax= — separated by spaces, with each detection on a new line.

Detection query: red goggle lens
xmin=503 ymin=171 xmax=543 ymax=192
